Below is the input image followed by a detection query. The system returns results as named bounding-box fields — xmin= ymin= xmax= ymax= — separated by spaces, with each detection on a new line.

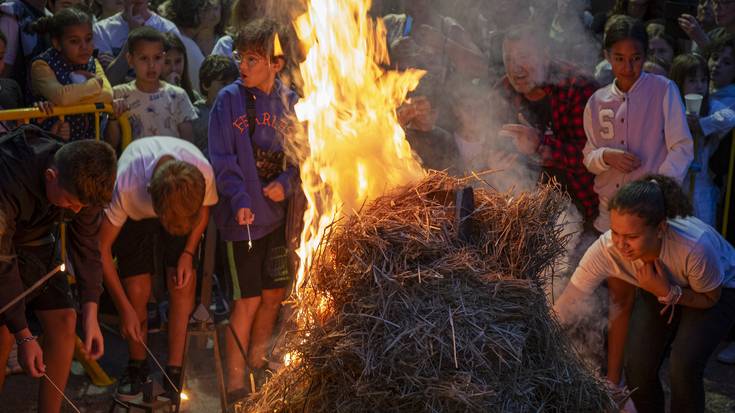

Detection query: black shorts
xmin=112 ymin=219 xmax=193 ymax=279
xmin=16 ymin=243 xmax=72 ymax=312
xmin=225 ymin=226 xmax=291 ymax=299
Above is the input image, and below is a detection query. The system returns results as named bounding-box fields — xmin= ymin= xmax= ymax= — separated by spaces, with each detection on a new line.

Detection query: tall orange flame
xmin=290 ymin=0 xmax=425 ymax=329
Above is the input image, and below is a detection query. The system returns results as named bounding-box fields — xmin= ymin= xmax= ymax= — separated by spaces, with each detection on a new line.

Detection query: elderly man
xmin=495 ymin=25 xmax=599 ymax=228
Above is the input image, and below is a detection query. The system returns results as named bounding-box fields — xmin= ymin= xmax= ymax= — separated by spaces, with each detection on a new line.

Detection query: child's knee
xmin=169 ymin=282 xmax=196 ymax=304
xmin=46 ymin=309 xmax=77 ymax=340
xmin=260 ymin=288 xmax=285 ymax=309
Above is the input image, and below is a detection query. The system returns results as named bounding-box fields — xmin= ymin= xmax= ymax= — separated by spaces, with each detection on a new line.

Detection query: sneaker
xmin=163 ymin=366 xmax=183 ymax=405
xmin=718 ymin=342 xmax=735 ymax=364
xmin=116 ymin=361 xmax=149 ymax=401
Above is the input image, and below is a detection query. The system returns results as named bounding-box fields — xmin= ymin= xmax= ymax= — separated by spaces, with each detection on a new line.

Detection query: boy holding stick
xmin=98 ymin=136 xmax=218 ymax=403
xmin=208 ymin=17 xmax=299 ymax=395
xmin=0 ymin=125 xmax=116 ymax=412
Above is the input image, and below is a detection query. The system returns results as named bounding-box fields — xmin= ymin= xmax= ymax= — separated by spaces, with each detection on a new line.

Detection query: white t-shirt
xmin=93 ymin=12 xmax=180 ymax=56
xmin=113 ymin=81 xmax=197 ymax=140
xmin=179 ymin=33 xmax=205 ymax=93
xmin=583 ymin=73 xmax=693 ymax=232
xmin=570 ymin=216 xmax=735 ymax=294
xmin=105 ymin=136 xmax=218 ymax=227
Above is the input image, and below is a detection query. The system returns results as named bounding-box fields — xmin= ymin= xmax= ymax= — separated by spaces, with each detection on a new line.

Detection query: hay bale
xmin=250 ymin=171 xmax=616 ymax=412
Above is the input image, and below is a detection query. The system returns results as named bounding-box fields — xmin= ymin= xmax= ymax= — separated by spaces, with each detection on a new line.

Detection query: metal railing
xmin=0 ymin=102 xmax=131 ymax=143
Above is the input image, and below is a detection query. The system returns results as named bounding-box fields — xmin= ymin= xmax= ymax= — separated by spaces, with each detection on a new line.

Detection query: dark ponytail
xmin=608 ymin=174 xmax=693 ymax=227
xmin=29 ymin=7 xmax=92 ymax=39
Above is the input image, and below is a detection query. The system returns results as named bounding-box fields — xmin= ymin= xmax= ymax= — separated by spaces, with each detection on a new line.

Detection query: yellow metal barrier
xmin=0 ymin=102 xmax=131 ymax=143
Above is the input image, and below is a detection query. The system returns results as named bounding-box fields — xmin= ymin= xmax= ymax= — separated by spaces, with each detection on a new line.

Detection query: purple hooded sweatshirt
xmin=208 ymin=78 xmax=299 ymax=241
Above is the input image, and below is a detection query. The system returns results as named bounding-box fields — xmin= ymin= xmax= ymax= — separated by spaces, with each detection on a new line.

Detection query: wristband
xmin=657 ymin=284 xmax=682 ymax=305
xmin=181 ymin=250 xmax=195 ymax=259
xmin=16 ymin=335 xmax=37 ymax=346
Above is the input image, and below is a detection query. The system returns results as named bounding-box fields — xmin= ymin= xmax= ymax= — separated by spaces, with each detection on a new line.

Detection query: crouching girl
xmin=554 ymin=174 xmax=735 ymax=413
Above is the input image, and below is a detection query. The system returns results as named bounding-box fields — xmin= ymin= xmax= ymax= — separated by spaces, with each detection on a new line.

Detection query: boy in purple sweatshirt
xmin=207 ymin=18 xmax=298 ymax=394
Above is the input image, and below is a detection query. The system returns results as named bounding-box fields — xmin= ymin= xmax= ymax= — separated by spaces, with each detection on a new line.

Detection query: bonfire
xmin=243 ymin=0 xmax=618 ymax=410
xmin=247 ymin=172 xmax=616 ymax=412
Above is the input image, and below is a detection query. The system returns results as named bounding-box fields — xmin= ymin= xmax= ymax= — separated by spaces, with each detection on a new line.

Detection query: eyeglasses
xmin=232 ymin=51 xmax=263 ymax=68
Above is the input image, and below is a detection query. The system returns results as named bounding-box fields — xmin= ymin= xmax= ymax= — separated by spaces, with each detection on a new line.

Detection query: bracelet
xmin=181 ymin=250 xmax=195 ymax=258
xmin=657 ymin=284 xmax=682 ymax=305
xmin=15 ymin=335 xmax=37 ymax=346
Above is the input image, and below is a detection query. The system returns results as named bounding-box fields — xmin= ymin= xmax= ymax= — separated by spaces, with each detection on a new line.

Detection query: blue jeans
xmin=624 ymin=288 xmax=735 ymax=413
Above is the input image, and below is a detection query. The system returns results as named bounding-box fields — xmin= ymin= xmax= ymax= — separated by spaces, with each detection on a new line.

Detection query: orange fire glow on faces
xmin=289 ymin=0 xmax=425 ymax=334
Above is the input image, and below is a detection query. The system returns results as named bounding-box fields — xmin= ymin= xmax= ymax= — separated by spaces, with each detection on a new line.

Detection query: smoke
xmin=551 ymin=224 xmax=609 ymax=371
xmin=276 ymin=0 xmax=612 ymax=374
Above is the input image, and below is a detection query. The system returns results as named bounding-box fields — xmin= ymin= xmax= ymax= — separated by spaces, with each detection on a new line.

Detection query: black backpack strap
xmin=245 ymin=91 xmax=256 ymax=139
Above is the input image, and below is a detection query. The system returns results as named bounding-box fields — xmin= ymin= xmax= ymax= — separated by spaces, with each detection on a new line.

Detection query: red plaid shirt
xmin=497 ymin=63 xmax=599 ymax=221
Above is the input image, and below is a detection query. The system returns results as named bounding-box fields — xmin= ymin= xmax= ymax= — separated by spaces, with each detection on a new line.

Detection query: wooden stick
xmin=43 ymin=374 xmax=81 ymax=413
xmin=141 ymin=341 xmax=180 ymax=394
xmin=0 ymin=264 xmax=64 ymax=315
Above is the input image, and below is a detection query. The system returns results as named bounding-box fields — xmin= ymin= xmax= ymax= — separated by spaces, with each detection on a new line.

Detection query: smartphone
xmin=664 ymin=1 xmax=698 ymax=40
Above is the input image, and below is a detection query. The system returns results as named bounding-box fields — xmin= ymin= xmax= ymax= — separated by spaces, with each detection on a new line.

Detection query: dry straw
xmin=249 ymin=171 xmax=618 ymax=412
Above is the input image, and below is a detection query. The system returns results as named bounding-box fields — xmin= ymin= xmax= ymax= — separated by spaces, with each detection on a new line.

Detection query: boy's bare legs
xmin=36 ymin=308 xmax=77 ymax=413
xmin=0 ymin=325 xmax=12 ymax=390
xmin=247 ymin=287 xmax=286 ymax=369
xmin=122 ymin=274 xmax=152 ymax=361
xmin=226 ymin=296 xmax=260 ymax=391
xmin=164 ymin=267 xmax=196 ymax=367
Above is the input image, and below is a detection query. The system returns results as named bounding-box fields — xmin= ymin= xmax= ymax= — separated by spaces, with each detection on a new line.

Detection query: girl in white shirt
xmin=583 ymin=15 xmax=693 ymax=232
xmin=554 ymin=174 xmax=735 ymax=413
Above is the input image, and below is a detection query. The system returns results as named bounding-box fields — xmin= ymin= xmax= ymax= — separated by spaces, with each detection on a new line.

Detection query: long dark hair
xmin=669 ymin=53 xmax=711 ymax=116
xmin=162 ymin=33 xmax=197 ymax=102
xmin=608 ymin=174 xmax=693 ymax=227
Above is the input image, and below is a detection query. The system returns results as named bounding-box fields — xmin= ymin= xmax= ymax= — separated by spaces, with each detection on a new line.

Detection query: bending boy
xmin=0 ymin=125 xmax=116 ymax=412
xmin=98 ymin=136 xmax=218 ymax=402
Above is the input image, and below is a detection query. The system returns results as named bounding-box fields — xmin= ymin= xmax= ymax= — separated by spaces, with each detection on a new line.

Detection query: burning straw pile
xmin=250 ymin=171 xmax=616 ymax=412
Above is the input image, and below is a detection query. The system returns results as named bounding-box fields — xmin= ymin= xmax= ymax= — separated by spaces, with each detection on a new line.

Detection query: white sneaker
xmin=717 ymin=342 xmax=735 ymax=364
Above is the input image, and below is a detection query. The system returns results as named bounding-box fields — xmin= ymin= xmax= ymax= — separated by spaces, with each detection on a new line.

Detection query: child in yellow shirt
xmin=30 ymin=7 xmax=112 ymax=140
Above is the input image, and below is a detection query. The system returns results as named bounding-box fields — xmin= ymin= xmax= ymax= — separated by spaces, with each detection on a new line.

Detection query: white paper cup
xmin=685 ymin=93 xmax=704 ymax=115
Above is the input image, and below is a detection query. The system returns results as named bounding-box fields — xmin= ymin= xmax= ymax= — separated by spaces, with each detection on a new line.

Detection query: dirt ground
xmin=2 ymin=324 xmax=735 ymax=412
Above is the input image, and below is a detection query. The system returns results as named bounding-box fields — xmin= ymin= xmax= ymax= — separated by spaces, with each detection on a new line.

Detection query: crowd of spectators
xmin=2 ymin=0 xmax=735 ymax=412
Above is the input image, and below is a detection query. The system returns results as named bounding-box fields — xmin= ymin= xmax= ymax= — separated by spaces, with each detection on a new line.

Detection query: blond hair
xmin=149 ymin=160 xmax=205 ymax=236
